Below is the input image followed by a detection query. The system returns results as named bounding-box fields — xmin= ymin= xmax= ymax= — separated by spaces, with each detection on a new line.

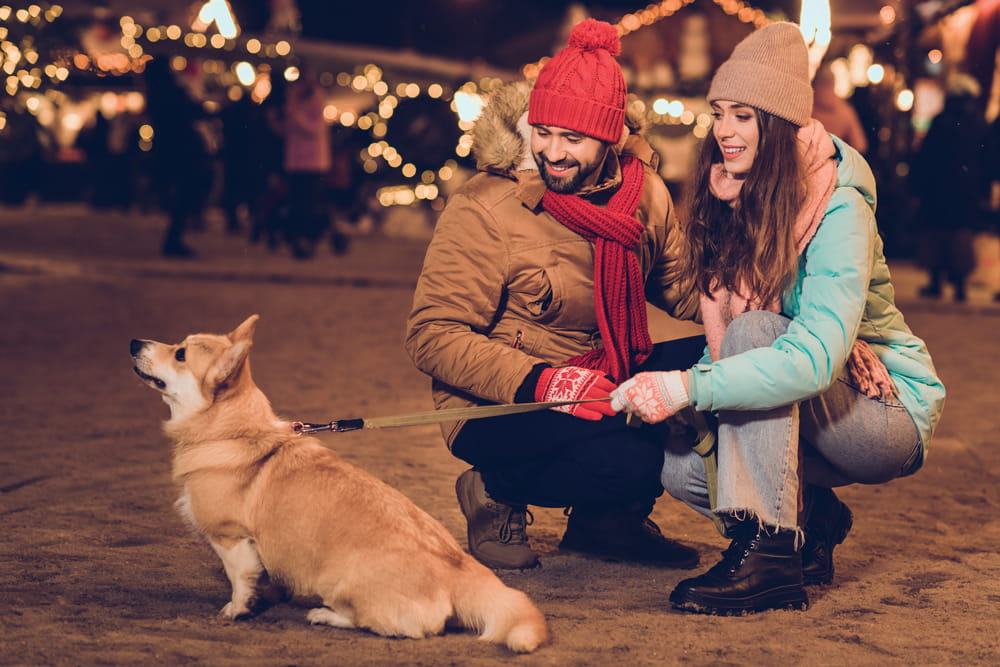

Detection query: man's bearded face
xmin=531 ymin=125 xmax=608 ymax=194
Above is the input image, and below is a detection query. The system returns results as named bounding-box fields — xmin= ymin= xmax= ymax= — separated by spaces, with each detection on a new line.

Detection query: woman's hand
xmin=610 ymin=370 xmax=690 ymax=423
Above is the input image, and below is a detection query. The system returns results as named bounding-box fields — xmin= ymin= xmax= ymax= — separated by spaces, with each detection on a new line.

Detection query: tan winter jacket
xmin=404 ymin=81 xmax=699 ymax=446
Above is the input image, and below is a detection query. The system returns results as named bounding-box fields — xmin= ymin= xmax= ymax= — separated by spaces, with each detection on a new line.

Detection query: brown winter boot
xmin=559 ymin=504 xmax=700 ymax=569
xmin=455 ymin=468 xmax=538 ymax=570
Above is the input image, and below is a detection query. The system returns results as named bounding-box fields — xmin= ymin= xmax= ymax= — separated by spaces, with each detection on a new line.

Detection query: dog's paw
xmin=219 ymin=601 xmax=254 ymax=621
xmin=306 ymin=607 xmax=356 ymax=629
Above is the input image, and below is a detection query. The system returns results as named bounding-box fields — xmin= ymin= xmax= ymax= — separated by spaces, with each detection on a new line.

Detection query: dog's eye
xmin=175 ymin=348 xmax=186 ymax=362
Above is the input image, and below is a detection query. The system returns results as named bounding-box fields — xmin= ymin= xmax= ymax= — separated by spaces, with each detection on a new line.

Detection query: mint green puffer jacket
xmin=687 ymin=135 xmax=945 ymax=467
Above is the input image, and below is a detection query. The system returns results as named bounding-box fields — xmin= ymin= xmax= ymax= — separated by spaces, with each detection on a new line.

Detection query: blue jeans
xmin=661 ymin=311 xmax=921 ymax=535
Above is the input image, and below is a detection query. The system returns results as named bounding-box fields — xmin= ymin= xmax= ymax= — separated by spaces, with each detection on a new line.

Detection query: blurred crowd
xmin=1 ymin=56 xmax=998 ymax=300
xmin=907 ymin=73 xmax=1000 ymax=303
xmin=815 ymin=63 xmax=1000 ymax=304
xmin=0 ymin=59 xmax=367 ymax=260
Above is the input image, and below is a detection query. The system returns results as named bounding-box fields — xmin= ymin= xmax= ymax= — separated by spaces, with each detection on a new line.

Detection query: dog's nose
xmin=130 ymin=339 xmax=145 ymax=356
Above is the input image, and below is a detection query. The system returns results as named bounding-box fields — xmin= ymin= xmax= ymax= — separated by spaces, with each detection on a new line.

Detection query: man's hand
xmin=610 ymin=370 xmax=690 ymax=423
xmin=534 ymin=366 xmax=617 ymax=421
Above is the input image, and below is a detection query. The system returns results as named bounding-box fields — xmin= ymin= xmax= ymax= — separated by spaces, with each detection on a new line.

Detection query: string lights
xmin=1 ymin=3 xmax=70 ymax=96
xmin=1 ymin=0 xmax=885 ymax=211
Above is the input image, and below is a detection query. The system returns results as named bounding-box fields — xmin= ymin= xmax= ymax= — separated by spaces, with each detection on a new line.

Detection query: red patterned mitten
xmin=534 ymin=366 xmax=617 ymax=421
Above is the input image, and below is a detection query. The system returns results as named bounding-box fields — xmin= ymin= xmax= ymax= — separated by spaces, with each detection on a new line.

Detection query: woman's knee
xmin=720 ymin=311 xmax=790 ymax=358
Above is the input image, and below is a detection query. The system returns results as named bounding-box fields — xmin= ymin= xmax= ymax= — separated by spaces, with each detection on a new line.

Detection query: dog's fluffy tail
xmin=453 ymin=560 xmax=549 ymax=653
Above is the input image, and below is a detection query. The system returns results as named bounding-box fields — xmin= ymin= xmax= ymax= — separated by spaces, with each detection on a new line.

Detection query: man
xmin=405 ymin=19 xmax=702 ymax=570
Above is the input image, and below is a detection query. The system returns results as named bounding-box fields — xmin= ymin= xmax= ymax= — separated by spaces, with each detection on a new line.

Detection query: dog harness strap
xmin=292 ymin=398 xmax=612 ymax=434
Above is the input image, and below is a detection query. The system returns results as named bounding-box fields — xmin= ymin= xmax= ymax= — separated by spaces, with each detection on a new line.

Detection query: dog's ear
xmin=229 ymin=314 xmax=259 ymax=343
xmin=209 ymin=315 xmax=259 ymax=392
xmin=209 ymin=339 xmax=251 ymax=390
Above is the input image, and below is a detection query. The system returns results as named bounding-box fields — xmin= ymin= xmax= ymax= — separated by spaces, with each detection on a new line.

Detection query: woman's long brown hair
xmin=681 ymin=110 xmax=804 ymax=307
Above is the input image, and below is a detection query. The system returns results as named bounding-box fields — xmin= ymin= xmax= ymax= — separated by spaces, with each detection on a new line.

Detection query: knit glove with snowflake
xmin=610 ymin=370 xmax=690 ymax=423
xmin=534 ymin=366 xmax=618 ymax=421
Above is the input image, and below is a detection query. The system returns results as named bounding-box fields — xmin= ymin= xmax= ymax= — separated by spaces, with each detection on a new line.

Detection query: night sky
xmin=296 ymin=0 xmax=616 ymax=66
xmin=290 ymin=0 xmax=799 ymax=68
xmin=62 ymin=0 xmax=803 ymax=70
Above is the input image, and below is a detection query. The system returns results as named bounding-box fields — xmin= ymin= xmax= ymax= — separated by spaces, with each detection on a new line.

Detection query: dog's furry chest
xmin=173 ymin=469 xmax=258 ymax=543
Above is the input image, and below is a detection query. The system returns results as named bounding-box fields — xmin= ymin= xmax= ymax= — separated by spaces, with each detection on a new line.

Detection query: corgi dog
xmin=130 ymin=314 xmax=548 ymax=653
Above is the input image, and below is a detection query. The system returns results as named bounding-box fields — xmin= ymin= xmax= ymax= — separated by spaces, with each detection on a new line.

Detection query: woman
xmin=610 ymin=22 xmax=945 ymax=615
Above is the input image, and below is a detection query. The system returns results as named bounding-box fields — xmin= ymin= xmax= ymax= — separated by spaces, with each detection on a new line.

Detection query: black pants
xmin=451 ymin=335 xmax=706 ymax=511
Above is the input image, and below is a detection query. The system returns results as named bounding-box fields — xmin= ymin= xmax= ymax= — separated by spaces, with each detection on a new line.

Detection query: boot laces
xmin=716 ymin=526 xmax=759 ymax=575
xmin=496 ymin=507 xmax=533 ymax=545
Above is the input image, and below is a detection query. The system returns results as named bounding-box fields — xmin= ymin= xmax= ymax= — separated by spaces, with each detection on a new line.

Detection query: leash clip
xmin=292 ymin=419 xmax=364 ymax=434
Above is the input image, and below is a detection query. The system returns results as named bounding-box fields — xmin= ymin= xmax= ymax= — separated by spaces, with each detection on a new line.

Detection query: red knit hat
xmin=528 ymin=19 xmax=626 ymax=144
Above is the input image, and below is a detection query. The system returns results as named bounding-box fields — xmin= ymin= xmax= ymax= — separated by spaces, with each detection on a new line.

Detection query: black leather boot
xmin=669 ymin=521 xmax=809 ymax=615
xmin=801 ymin=485 xmax=853 ymax=586
xmin=559 ymin=504 xmax=700 ymax=569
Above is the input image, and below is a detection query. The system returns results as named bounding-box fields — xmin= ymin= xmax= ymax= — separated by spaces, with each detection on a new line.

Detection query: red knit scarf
xmin=542 ymin=156 xmax=650 ymax=382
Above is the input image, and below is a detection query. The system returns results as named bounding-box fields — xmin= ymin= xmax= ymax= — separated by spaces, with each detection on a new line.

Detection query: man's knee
xmin=592 ymin=438 xmax=665 ymax=500
xmin=720 ymin=310 xmax=790 ymax=357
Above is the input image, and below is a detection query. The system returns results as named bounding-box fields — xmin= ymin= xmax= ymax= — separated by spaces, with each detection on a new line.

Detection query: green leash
xmin=292 ymin=397 xmax=612 ymax=434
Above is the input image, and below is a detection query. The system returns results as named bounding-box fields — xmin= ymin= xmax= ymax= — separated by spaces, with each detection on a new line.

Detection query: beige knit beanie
xmin=706 ymin=22 xmax=813 ymax=127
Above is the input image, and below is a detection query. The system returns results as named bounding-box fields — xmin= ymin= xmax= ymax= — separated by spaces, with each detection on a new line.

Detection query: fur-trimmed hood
xmin=471 ymin=80 xmax=648 ymax=176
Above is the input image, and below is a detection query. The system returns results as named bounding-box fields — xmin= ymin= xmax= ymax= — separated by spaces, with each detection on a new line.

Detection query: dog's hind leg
xmin=249 ymin=569 xmax=289 ymax=614
xmin=210 ymin=536 xmax=271 ymax=620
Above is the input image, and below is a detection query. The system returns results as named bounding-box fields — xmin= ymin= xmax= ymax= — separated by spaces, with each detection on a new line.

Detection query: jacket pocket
xmin=508 ymin=266 xmax=560 ymax=322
